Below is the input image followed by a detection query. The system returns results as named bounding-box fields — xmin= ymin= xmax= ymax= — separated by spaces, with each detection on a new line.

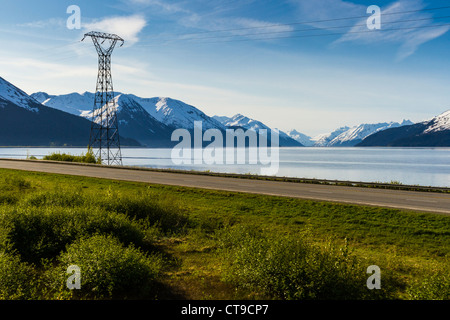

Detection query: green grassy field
xmin=0 ymin=168 xmax=448 ymax=300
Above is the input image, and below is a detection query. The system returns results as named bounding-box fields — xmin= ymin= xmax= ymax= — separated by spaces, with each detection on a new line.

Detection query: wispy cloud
xmin=124 ymin=0 xmax=189 ymax=13
xmin=291 ymin=0 xmax=450 ymax=59
xmin=335 ymin=0 xmax=450 ymax=59
xmin=83 ymin=15 xmax=147 ymax=45
xmin=17 ymin=18 xmax=66 ymax=29
xmin=176 ymin=16 xmax=294 ymax=42
xmin=290 ymin=0 xmax=364 ymax=28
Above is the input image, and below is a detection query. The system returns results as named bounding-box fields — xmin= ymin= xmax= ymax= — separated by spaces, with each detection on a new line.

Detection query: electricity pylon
xmin=82 ymin=31 xmax=124 ymax=166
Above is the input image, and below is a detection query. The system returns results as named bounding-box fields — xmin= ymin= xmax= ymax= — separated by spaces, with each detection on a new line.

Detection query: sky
xmin=1 ymin=0 xmax=450 ymax=136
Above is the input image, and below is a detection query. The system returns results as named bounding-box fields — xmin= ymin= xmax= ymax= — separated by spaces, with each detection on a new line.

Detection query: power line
xmin=137 ymin=23 xmax=450 ymax=47
xmin=157 ymin=15 xmax=450 ymax=43
xmin=136 ymin=22 xmax=450 ymax=47
xmin=202 ymin=22 xmax=450 ymax=44
xmin=138 ymin=5 xmax=450 ymax=42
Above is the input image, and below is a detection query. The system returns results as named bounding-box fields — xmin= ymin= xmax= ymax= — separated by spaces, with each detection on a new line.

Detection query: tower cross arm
xmin=81 ymin=31 xmax=125 ymax=47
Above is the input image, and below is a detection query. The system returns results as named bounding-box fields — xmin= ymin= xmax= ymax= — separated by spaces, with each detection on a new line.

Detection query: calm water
xmin=1 ymin=147 xmax=449 ymax=188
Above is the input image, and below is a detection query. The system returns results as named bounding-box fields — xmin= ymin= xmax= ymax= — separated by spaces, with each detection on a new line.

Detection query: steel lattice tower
xmin=82 ymin=31 xmax=124 ymax=166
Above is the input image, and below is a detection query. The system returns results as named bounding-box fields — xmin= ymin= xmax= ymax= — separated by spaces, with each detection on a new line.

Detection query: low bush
xmin=0 ymin=251 xmax=36 ymax=299
xmin=52 ymin=235 xmax=163 ymax=299
xmin=0 ymin=206 xmax=146 ymax=264
xmin=218 ymin=226 xmax=397 ymax=300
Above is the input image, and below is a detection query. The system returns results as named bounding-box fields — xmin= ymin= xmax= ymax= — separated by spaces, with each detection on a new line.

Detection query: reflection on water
xmin=1 ymin=147 xmax=449 ymax=187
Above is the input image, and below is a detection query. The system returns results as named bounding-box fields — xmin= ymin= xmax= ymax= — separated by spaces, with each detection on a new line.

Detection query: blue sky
xmin=1 ymin=0 xmax=450 ymax=136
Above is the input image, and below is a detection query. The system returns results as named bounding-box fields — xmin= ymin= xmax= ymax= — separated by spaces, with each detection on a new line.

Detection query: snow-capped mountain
xmin=287 ymin=121 xmax=414 ymax=147
xmin=423 ymin=110 xmax=450 ymax=134
xmin=0 ymin=77 xmax=139 ymax=147
xmin=129 ymin=96 xmax=226 ymax=131
xmin=312 ymin=127 xmax=350 ymax=147
xmin=214 ymin=113 xmax=270 ymax=131
xmin=31 ymin=91 xmax=94 ymax=115
xmin=30 ymin=87 xmax=448 ymax=148
xmin=34 ymin=91 xmax=226 ymax=131
xmin=327 ymin=120 xmax=413 ymax=147
xmin=358 ymin=110 xmax=450 ymax=147
xmin=286 ymin=129 xmax=314 ymax=147
xmin=0 ymin=77 xmax=39 ymax=113
xmin=81 ymin=94 xmax=175 ymax=147
xmin=34 ymin=91 xmax=224 ymax=146
xmin=36 ymin=92 xmax=303 ymax=147
xmin=212 ymin=114 xmax=303 ymax=147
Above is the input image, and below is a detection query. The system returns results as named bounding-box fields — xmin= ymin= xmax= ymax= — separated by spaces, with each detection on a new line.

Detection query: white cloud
xmin=83 ymin=15 xmax=147 ymax=45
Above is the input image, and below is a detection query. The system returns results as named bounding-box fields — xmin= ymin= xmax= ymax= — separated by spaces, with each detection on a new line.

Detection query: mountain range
xmin=32 ymin=91 xmax=302 ymax=147
xmin=357 ymin=110 xmax=450 ymax=147
xmin=212 ymin=114 xmax=302 ymax=147
xmin=287 ymin=120 xmax=415 ymax=147
xmin=0 ymin=77 xmax=139 ymax=147
xmin=0 ymin=76 xmax=448 ymax=148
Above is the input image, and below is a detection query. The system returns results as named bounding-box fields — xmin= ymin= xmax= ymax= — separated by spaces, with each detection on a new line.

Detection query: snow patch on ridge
xmin=423 ymin=110 xmax=450 ymax=133
xmin=0 ymin=77 xmax=39 ymax=112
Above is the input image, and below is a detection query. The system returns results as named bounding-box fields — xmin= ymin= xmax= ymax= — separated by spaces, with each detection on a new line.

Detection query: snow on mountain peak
xmin=423 ymin=109 xmax=450 ymax=133
xmin=80 ymin=93 xmax=144 ymax=121
xmin=290 ymin=120 xmax=414 ymax=147
xmin=312 ymin=126 xmax=350 ymax=146
xmin=326 ymin=121 xmax=411 ymax=146
xmin=0 ymin=77 xmax=39 ymax=112
xmin=132 ymin=96 xmax=225 ymax=130
xmin=32 ymin=91 xmax=95 ymax=116
xmin=217 ymin=113 xmax=270 ymax=132
xmin=286 ymin=129 xmax=314 ymax=146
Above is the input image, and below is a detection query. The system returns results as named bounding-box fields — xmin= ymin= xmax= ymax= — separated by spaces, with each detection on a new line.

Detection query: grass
xmin=0 ymin=168 xmax=448 ymax=300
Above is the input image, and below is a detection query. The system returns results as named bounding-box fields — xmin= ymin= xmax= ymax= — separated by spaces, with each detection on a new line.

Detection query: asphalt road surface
xmin=0 ymin=159 xmax=449 ymax=215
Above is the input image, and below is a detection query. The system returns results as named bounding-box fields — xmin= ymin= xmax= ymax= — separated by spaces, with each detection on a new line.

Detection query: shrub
xmin=0 ymin=206 xmax=146 ymax=264
xmin=52 ymin=235 xmax=163 ymax=299
xmin=0 ymin=251 xmax=36 ymax=300
xmin=218 ymin=226 xmax=396 ymax=300
xmin=43 ymin=149 xmax=100 ymax=164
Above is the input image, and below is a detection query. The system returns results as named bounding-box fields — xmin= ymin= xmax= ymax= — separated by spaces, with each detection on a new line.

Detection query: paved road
xmin=1 ymin=159 xmax=450 ymax=215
